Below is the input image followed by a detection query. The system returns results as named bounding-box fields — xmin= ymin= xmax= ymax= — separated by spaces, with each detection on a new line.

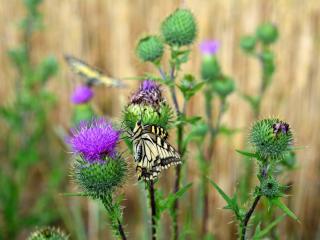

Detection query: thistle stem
xmin=100 ymin=195 xmax=127 ymax=240
xmin=241 ymin=195 xmax=261 ymax=240
xmin=241 ymin=161 xmax=268 ymax=239
xmin=148 ymin=180 xmax=157 ymax=240
xmin=158 ymin=64 xmax=183 ymax=240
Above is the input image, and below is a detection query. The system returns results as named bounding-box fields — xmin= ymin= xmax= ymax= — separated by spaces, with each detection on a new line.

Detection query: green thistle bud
xmin=136 ymin=36 xmax=164 ymax=62
xmin=212 ymin=76 xmax=235 ymax=98
xmin=28 ymin=227 xmax=68 ymax=240
xmin=260 ymin=177 xmax=282 ymax=198
xmin=123 ymin=103 xmax=173 ymax=130
xmin=250 ymin=118 xmax=293 ymax=160
xmin=201 ymin=56 xmax=221 ymax=81
xmin=240 ymin=35 xmax=257 ymax=52
xmin=73 ymin=156 xmax=127 ymax=197
xmin=161 ymin=9 xmax=197 ymax=46
xmin=256 ymin=23 xmax=279 ymax=45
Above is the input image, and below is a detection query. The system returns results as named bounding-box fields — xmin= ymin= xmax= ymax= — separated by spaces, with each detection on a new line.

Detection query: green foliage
xmin=208 ymin=178 xmax=243 ymax=222
xmin=250 ymin=118 xmax=293 ymax=160
xmin=123 ymin=103 xmax=173 ymax=130
xmin=28 ymin=227 xmax=68 ymax=240
xmin=178 ymin=74 xmax=204 ymax=101
xmin=252 ymin=215 xmax=285 ymax=240
xmin=161 ymin=9 xmax=197 ymax=46
xmin=73 ymin=156 xmax=127 ymax=197
xmin=0 ymin=0 xmax=64 ymax=238
xmin=136 ymin=36 xmax=164 ymax=62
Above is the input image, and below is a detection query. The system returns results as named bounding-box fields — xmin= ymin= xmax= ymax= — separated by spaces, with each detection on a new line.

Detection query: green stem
xmin=100 ymin=195 xmax=127 ymax=240
xmin=241 ymin=160 xmax=268 ymax=239
xmin=158 ymin=64 xmax=184 ymax=240
xmin=201 ymin=95 xmax=226 ymax=236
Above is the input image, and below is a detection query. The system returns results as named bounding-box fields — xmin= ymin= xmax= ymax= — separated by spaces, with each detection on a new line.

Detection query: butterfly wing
xmin=64 ymin=55 xmax=125 ymax=87
xmin=134 ymin=131 xmax=181 ymax=181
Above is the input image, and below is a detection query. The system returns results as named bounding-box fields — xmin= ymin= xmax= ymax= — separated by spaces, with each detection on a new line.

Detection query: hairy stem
xmin=158 ymin=65 xmax=183 ymax=240
xmin=241 ymin=195 xmax=261 ymax=240
xmin=148 ymin=180 xmax=157 ymax=240
xmin=241 ymin=161 xmax=268 ymax=239
xmin=101 ymin=195 xmax=127 ymax=240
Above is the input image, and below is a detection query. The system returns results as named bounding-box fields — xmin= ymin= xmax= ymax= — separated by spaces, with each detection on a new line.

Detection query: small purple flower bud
xmin=130 ymin=80 xmax=164 ymax=107
xmin=273 ymin=121 xmax=290 ymax=135
xmin=68 ymin=118 xmax=120 ymax=163
xmin=71 ymin=85 xmax=94 ymax=104
xmin=200 ymin=40 xmax=219 ymax=55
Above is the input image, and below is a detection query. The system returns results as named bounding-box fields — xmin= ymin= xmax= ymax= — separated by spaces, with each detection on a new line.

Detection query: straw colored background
xmin=1 ymin=0 xmax=320 ymax=239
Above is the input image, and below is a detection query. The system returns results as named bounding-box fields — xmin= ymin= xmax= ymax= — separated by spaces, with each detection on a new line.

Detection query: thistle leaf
xmin=271 ymin=198 xmax=299 ymax=222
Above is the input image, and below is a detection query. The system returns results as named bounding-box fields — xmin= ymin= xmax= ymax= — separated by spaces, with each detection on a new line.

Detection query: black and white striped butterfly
xmin=129 ymin=120 xmax=181 ymax=181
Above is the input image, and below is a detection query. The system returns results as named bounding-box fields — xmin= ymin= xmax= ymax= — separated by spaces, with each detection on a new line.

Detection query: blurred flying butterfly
xmin=128 ymin=120 xmax=181 ymax=181
xmin=64 ymin=55 xmax=126 ymax=88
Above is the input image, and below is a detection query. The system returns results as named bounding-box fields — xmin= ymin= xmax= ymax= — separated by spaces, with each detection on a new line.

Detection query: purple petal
xmin=200 ymin=40 xmax=220 ymax=55
xmin=71 ymin=85 xmax=94 ymax=104
xmin=68 ymin=118 xmax=120 ymax=163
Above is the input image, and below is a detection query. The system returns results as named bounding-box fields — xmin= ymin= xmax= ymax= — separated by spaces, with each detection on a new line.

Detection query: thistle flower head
xmin=71 ymin=85 xmax=93 ymax=104
xmin=260 ymin=177 xmax=282 ymax=198
xmin=200 ymin=40 xmax=219 ymax=55
xmin=212 ymin=76 xmax=235 ymax=98
xmin=130 ymin=80 xmax=164 ymax=107
xmin=161 ymin=9 xmax=197 ymax=46
xmin=250 ymin=118 xmax=293 ymax=160
xmin=73 ymin=155 xmax=127 ymax=196
xmin=28 ymin=227 xmax=68 ymax=240
xmin=68 ymin=118 xmax=120 ymax=163
xmin=136 ymin=36 xmax=164 ymax=62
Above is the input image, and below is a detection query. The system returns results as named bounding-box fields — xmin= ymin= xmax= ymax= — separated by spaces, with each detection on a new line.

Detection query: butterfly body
xmin=65 ymin=55 xmax=125 ymax=88
xmin=131 ymin=121 xmax=181 ymax=181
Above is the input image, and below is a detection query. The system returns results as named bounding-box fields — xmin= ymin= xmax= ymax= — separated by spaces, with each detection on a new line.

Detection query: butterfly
xmin=64 ymin=55 xmax=126 ymax=88
xmin=129 ymin=120 xmax=181 ymax=181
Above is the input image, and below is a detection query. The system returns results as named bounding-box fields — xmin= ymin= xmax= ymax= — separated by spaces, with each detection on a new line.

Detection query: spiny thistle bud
xmin=28 ymin=227 xmax=68 ymax=240
xmin=161 ymin=9 xmax=197 ymax=46
xmin=256 ymin=23 xmax=279 ymax=45
xmin=260 ymin=177 xmax=282 ymax=198
xmin=73 ymin=155 xmax=127 ymax=196
xmin=240 ymin=35 xmax=257 ymax=52
xmin=250 ymin=118 xmax=293 ymax=160
xmin=123 ymin=103 xmax=172 ymax=130
xmin=71 ymin=85 xmax=94 ymax=104
xmin=212 ymin=76 xmax=235 ymax=98
xmin=123 ymin=80 xmax=173 ymax=130
xmin=136 ymin=36 xmax=164 ymax=62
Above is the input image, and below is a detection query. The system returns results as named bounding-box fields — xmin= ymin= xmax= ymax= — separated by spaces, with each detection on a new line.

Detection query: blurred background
xmin=1 ymin=0 xmax=320 ymax=239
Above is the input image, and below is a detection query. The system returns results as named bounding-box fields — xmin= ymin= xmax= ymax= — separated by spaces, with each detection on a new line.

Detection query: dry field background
xmin=1 ymin=0 xmax=320 ymax=239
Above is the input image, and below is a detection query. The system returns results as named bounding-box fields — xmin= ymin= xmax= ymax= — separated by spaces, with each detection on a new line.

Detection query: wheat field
xmin=0 ymin=0 xmax=319 ymax=239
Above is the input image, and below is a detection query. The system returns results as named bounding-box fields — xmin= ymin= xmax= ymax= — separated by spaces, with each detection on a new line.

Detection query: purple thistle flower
xmin=200 ymin=40 xmax=220 ymax=55
xmin=68 ymin=118 xmax=120 ymax=163
xmin=71 ymin=85 xmax=94 ymax=104
xmin=130 ymin=80 xmax=164 ymax=107
xmin=273 ymin=121 xmax=290 ymax=135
